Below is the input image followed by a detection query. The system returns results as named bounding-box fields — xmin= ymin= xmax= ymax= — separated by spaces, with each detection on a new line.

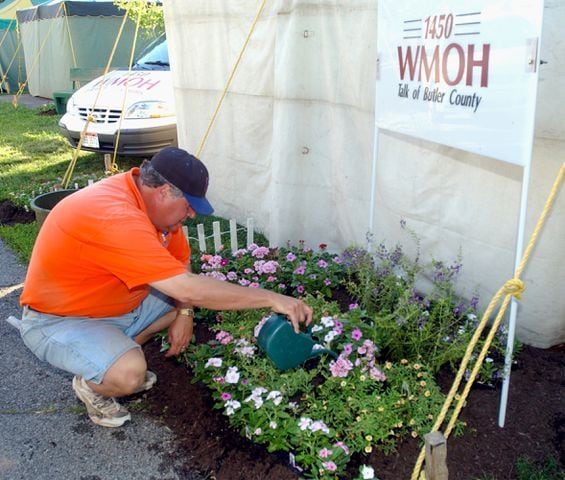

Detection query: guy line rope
xmin=412 ymin=161 xmax=565 ymax=480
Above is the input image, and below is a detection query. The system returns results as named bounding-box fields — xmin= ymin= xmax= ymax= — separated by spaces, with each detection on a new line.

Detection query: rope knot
xmin=502 ymin=279 xmax=526 ymax=299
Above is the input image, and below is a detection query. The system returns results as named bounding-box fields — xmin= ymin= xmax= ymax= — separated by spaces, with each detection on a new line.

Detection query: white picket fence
xmin=183 ymin=218 xmax=255 ymax=253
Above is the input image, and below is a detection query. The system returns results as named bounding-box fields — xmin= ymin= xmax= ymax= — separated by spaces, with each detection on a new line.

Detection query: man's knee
xmin=103 ymin=348 xmax=147 ymax=395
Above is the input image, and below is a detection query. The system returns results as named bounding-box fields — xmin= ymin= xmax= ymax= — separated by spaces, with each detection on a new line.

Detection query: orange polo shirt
xmin=20 ymin=168 xmax=190 ymax=317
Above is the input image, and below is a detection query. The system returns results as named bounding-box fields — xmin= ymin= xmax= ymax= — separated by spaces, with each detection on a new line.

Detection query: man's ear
xmin=153 ymin=183 xmax=171 ymax=203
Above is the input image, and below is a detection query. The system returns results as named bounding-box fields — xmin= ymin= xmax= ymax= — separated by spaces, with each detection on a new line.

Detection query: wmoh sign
xmin=375 ymin=0 xmax=544 ymax=166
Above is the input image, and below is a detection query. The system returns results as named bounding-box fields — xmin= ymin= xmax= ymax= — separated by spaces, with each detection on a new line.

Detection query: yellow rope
xmin=412 ymin=161 xmax=565 ymax=480
xmin=110 ymin=7 xmax=143 ymax=174
xmin=195 ymin=0 xmax=267 ymax=158
xmin=63 ymin=3 xmax=79 ymax=73
xmin=62 ymin=12 xmax=130 ymax=188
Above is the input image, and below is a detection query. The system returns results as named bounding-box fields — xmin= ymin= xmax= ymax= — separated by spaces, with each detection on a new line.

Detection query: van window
xmin=134 ymin=36 xmax=169 ymax=71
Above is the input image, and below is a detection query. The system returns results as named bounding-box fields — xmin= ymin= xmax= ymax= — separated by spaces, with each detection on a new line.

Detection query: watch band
xmin=178 ymin=307 xmax=195 ymax=317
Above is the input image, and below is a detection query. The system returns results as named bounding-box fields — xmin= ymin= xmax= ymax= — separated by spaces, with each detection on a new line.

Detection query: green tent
xmin=0 ymin=0 xmax=43 ymax=93
xmin=16 ymin=0 xmax=159 ymax=98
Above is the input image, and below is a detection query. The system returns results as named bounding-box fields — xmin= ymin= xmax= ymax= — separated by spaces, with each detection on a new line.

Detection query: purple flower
xmin=319 ymin=448 xmax=333 ymax=458
xmin=317 ymin=259 xmax=328 ymax=268
xmin=333 ymin=441 xmax=350 ymax=455
xmin=351 ymin=328 xmax=362 ymax=341
xmin=227 ymin=271 xmax=238 ymax=281
xmin=322 ymin=461 xmax=337 ymax=472
xmin=324 ymin=278 xmax=332 ymax=286
xmin=286 ymin=252 xmax=297 ymax=261
xmin=294 ymin=266 xmax=306 ymax=275
xmin=252 ymin=246 xmax=270 ymax=258
xmin=296 ymin=285 xmax=305 ymax=294
xmin=349 ymin=303 xmax=359 ymax=310
xmin=221 ymin=392 xmax=232 ymax=401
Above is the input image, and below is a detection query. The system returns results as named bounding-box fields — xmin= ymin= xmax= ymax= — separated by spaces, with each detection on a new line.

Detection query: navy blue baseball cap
xmin=151 ymin=147 xmax=214 ymax=215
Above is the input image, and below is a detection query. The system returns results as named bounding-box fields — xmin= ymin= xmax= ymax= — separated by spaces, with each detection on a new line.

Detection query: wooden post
xmin=103 ymin=154 xmax=112 ymax=171
xmin=424 ymin=431 xmax=448 ymax=480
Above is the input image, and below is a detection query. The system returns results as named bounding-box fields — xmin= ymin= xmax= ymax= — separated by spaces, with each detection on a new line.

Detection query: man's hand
xmin=270 ymin=294 xmax=313 ymax=333
xmin=165 ymin=313 xmax=193 ymax=357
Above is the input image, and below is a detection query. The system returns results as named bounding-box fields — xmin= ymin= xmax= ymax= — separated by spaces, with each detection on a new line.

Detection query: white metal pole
xmin=368 ymin=66 xmax=381 ymax=253
xmin=498 ymin=160 xmax=532 ymax=427
xmin=367 ymin=125 xmax=380 ymax=253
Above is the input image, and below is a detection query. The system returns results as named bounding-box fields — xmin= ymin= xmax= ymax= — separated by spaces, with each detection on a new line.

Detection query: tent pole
xmin=498 ymin=159 xmax=531 ymax=427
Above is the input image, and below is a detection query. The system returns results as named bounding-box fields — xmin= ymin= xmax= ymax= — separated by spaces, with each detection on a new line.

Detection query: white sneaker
xmin=133 ymin=370 xmax=157 ymax=394
xmin=72 ymin=376 xmax=131 ymax=428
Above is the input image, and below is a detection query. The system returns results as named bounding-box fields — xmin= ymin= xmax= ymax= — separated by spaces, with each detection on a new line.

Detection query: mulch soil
xmin=0 ymin=200 xmax=35 ymax=226
xmin=144 ymin=326 xmax=564 ymax=480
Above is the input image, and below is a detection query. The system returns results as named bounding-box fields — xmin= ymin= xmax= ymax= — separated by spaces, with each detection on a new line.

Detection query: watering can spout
xmin=257 ymin=314 xmax=337 ymax=371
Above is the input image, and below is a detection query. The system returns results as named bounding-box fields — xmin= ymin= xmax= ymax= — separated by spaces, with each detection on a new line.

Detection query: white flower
xmin=298 ymin=417 xmax=312 ymax=431
xmin=254 ymin=428 xmax=262 ymax=436
xmin=324 ymin=331 xmax=337 ymax=343
xmin=234 ymin=343 xmax=256 ymax=357
xmin=269 ymin=421 xmax=277 ymax=429
xmin=225 ymin=400 xmax=241 ymax=416
xmin=267 ymin=390 xmax=283 ymax=406
xmin=205 ymin=357 xmax=223 ymax=368
xmin=245 ymin=387 xmax=268 ymax=409
xmin=311 ymin=324 xmax=323 ymax=333
xmin=320 ymin=316 xmax=335 ymax=328
xmin=310 ymin=420 xmax=330 ymax=434
xmin=360 ymin=464 xmax=375 ymax=479
xmin=225 ymin=366 xmax=240 ymax=384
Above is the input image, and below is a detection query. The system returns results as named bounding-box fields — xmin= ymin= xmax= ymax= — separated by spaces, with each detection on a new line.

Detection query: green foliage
xmin=113 ymin=0 xmax=164 ymax=37
xmin=181 ymin=302 xmax=455 ymax=479
xmin=340 ymin=232 xmax=507 ymax=384
xmin=473 ymin=456 xmax=564 ymax=480
xmin=515 ymin=456 xmax=564 ymax=480
xmin=171 ymin=227 xmax=519 ymax=478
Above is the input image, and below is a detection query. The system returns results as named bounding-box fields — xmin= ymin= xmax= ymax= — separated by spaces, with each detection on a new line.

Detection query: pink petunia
xmin=351 ymin=328 xmax=363 ymax=341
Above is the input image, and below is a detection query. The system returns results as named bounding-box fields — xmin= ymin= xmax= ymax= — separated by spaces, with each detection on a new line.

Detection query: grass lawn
xmin=0 ymin=99 xmax=266 ymax=262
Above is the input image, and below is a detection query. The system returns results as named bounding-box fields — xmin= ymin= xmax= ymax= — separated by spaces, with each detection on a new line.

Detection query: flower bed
xmin=163 ymin=235 xmax=511 ymax=479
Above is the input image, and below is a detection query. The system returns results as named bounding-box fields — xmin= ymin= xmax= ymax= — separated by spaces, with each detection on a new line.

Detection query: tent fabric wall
xmin=0 ymin=0 xmax=39 ymax=93
xmin=164 ymin=0 xmax=565 ymax=349
xmin=16 ymin=0 xmax=157 ymax=99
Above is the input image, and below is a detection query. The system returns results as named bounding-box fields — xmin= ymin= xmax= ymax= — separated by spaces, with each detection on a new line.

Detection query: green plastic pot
xmin=30 ymin=189 xmax=77 ymax=228
xmin=257 ymin=314 xmax=337 ymax=371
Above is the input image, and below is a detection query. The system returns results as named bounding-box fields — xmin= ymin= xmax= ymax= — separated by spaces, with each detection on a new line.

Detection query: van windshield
xmin=134 ymin=36 xmax=169 ymax=71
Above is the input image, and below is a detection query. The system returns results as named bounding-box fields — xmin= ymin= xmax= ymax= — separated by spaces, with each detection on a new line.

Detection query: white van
xmin=58 ymin=34 xmax=177 ymax=157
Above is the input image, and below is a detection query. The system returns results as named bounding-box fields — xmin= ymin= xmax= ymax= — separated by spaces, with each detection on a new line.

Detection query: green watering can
xmin=257 ymin=314 xmax=338 ymax=371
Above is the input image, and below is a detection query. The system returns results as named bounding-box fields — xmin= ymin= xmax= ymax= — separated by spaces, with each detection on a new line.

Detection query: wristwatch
xmin=177 ymin=307 xmax=195 ymax=317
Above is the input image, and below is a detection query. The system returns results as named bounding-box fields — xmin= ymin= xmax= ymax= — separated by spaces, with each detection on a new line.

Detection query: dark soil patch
xmin=144 ymin=327 xmax=564 ymax=480
xmin=0 ymin=200 xmax=35 ymax=226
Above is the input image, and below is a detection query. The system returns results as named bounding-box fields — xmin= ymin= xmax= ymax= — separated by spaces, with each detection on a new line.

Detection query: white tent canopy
xmin=164 ymin=0 xmax=565 ymax=349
